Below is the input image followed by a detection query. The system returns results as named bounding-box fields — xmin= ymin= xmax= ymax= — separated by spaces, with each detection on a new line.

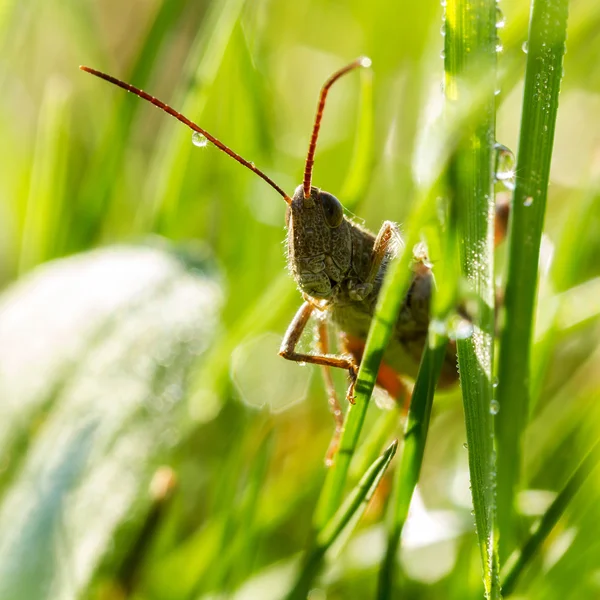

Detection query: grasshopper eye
xmin=320 ymin=192 xmax=344 ymax=228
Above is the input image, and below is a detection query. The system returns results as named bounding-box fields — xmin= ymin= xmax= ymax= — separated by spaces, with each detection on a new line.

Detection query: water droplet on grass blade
xmin=522 ymin=41 xmax=528 ymax=54
xmin=494 ymin=143 xmax=516 ymax=190
xmin=490 ymin=400 xmax=500 ymax=415
xmin=447 ymin=314 xmax=474 ymax=340
xmin=524 ymin=196 xmax=533 ymax=207
xmin=192 ymin=132 xmax=208 ymax=148
xmin=496 ymin=7 xmax=506 ymax=29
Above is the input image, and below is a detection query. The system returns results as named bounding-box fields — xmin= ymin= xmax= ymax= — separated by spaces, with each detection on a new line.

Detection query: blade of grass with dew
xmin=285 ymin=440 xmax=398 ymax=600
xmin=501 ymin=439 xmax=600 ymax=596
xmin=18 ymin=78 xmax=71 ymax=274
xmin=444 ymin=0 xmax=499 ymax=597
xmin=377 ymin=333 xmax=449 ymax=599
xmin=312 ymin=48 xmax=498 ymax=538
xmin=496 ymin=0 xmax=569 ymax=562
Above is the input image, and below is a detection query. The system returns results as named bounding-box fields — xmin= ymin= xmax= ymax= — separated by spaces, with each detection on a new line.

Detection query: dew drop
xmin=490 ymin=399 xmax=500 ymax=415
xmin=192 ymin=132 xmax=208 ymax=148
xmin=447 ymin=314 xmax=474 ymax=340
xmin=463 ymin=442 xmax=468 ymax=449
xmin=492 ymin=377 xmax=499 ymax=388
xmin=522 ymin=41 xmax=528 ymax=54
xmin=298 ymin=361 xmax=306 ymax=367
xmin=494 ymin=143 xmax=516 ymax=191
xmin=524 ymin=196 xmax=533 ymax=207
xmin=495 ymin=7 xmax=506 ymax=29
xmin=496 ymin=42 xmax=504 ymax=53
xmin=430 ymin=318 xmax=448 ymax=336
xmin=440 ymin=49 xmax=446 ymax=59
xmin=441 ymin=23 xmax=446 ymax=37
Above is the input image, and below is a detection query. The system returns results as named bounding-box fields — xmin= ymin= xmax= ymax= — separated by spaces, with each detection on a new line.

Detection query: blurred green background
xmin=1 ymin=0 xmax=600 ymax=598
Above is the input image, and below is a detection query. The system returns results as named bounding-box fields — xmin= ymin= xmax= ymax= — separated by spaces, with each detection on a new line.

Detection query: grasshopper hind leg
xmin=315 ymin=321 xmax=345 ymax=466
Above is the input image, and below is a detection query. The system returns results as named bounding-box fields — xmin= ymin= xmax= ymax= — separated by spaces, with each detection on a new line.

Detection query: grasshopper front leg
xmin=279 ymin=301 xmax=359 ymax=402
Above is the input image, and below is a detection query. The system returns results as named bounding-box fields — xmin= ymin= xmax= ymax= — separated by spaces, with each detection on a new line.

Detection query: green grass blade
xmin=311 ymin=45 xmax=495 ymax=537
xmin=77 ymin=0 xmax=190 ymax=245
xmin=286 ymin=440 xmax=398 ymax=600
xmin=139 ymin=0 xmax=247 ymax=231
xmin=496 ymin=0 xmax=569 ymax=561
xmin=18 ymin=79 xmax=71 ymax=274
xmin=444 ymin=0 xmax=499 ymax=597
xmin=312 ymin=189 xmax=437 ymax=532
xmin=501 ymin=440 xmax=600 ymax=596
xmin=377 ymin=334 xmax=449 ymax=599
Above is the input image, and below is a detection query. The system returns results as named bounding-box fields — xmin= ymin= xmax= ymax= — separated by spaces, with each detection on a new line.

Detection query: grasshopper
xmin=81 ymin=58 xmax=465 ymax=461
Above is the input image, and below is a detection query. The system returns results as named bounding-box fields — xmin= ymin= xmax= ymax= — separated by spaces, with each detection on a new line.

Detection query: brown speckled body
xmin=287 ymin=185 xmax=458 ymax=389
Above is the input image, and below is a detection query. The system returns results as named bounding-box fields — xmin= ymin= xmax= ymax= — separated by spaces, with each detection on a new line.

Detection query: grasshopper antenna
xmin=79 ymin=65 xmax=292 ymax=205
xmin=302 ymin=56 xmax=372 ymax=200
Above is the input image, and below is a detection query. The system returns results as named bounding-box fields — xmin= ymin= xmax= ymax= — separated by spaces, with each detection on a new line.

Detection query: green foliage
xmin=0 ymin=0 xmax=599 ymax=599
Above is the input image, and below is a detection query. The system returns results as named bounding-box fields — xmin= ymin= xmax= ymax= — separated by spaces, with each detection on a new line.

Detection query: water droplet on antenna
xmin=192 ymin=132 xmax=208 ymax=148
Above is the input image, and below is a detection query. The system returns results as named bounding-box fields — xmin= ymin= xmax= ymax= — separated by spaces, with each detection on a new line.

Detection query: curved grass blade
xmin=496 ymin=0 xmax=569 ymax=561
xmin=377 ymin=334 xmax=449 ymax=599
xmin=286 ymin=440 xmax=398 ymax=600
xmin=313 ymin=194 xmax=434 ymax=532
xmin=444 ymin=0 xmax=499 ymax=596
xmin=501 ymin=439 xmax=600 ymax=596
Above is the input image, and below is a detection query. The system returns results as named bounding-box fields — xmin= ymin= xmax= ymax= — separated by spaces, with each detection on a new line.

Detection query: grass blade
xmin=313 ymin=188 xmax=437 ymax=532
xmin=496 ymin=0 xmax=569 ymax=560
xmin=18 ymin=79 xmax=71 ymax=274
xmin=286 ymin=440 xmax=398 ymax=599
xmin=139 ymin=0 xmax=248 ymax=230
xmin=377 ymin=334 xmax=449 ymax=599
xmin=444 ymin=0 xmax=499 ymax=596
xmin=501 ymin=440 xmax=600 ymax=596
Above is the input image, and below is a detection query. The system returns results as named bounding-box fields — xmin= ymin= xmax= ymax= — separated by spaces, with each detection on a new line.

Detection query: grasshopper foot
xmin=346 ymin=362 xmax=359 ymax=404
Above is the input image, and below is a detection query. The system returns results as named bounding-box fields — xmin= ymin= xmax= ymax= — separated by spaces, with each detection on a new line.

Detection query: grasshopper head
xmin=286 ymin=185 xmax=352 ymax=299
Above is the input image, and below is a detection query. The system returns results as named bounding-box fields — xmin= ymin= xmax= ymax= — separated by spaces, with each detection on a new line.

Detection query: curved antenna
xmin=79 ymin=66 xmax=292 ymax=205
xmin=302 ymin=56 xmax=372 ymax=199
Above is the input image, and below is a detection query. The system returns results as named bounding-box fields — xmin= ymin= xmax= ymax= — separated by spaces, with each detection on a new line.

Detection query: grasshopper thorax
xmin=286 ymin=185 xmax=352 ymax=300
